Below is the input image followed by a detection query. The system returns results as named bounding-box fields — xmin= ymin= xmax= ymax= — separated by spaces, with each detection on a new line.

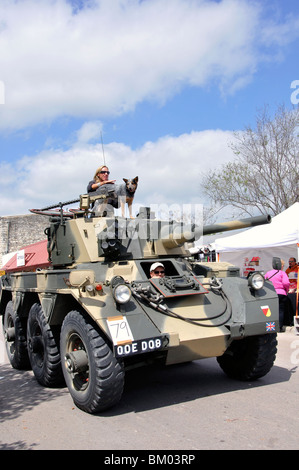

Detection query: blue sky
xmin=0 ymin=0 xmax=298 ymax=217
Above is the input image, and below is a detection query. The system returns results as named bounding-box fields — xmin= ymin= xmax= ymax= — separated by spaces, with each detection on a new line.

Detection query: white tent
xmin=214 ymin=203 xmax=299 ymax=276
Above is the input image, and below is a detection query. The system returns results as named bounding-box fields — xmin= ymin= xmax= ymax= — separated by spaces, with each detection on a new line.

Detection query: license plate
xmin=114 ymin=336 xmax=165 ymax=358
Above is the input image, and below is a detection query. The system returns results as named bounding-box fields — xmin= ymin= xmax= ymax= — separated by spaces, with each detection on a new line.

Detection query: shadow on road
xmin=0 ymin=365 xmax=67 ymax=424
xmin=0 ymin=353 xmax=293 ymax=421
xmin=103 ymin=357 xmax=292 ymax=416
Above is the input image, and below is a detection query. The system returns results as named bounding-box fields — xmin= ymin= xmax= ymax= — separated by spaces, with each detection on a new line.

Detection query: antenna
xmin=100 ymin=131 xmax=106 ymax=165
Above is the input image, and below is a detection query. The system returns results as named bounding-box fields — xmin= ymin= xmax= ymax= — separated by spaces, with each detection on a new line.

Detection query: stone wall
xmin=0 ymin=214 xmax=49 ymax=267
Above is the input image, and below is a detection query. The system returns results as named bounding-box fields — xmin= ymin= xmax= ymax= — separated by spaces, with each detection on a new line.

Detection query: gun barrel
xmin=203 ymin=214 xmax=271 ymax=236
xmin=160 ymin=215 xmax=271 ymax=249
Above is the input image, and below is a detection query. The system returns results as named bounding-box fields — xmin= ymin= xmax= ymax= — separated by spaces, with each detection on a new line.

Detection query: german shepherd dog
xmin=119 ymin=176 xmax=138 ymax=218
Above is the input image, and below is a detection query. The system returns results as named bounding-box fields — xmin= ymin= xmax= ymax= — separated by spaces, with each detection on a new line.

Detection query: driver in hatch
xmin=150 ymin=262 xmax=165 ymax=279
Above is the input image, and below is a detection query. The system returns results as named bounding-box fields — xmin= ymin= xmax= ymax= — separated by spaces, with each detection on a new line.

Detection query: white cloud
xmin=76 ymin=120 xmax=103 ymax=143
xmin=0 ymin=0 xmax=296 ymax=130
xmin=0 ymin=126 xmax=235 ymax=216
xmin=0 ymin=0 xmax=297 ymax=219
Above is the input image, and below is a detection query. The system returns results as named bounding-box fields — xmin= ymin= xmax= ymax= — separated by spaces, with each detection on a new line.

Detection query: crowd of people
xmin=265 ymin=257 xmax=298 ymax=332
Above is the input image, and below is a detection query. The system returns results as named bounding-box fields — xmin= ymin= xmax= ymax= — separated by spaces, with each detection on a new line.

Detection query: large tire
xmin=60 ymin=310 xmax=125 ymax=414
xmin=217 ymin=333 xmax=277 ymax=381
xmin=3 ymin=301 xmax=30 ymax=369
xmin=27 ymin=303 xmax=64 ymax=387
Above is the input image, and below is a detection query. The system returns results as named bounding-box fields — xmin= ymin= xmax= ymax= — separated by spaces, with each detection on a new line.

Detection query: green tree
xmin=201 ymin=105 xmax=299 ymax=217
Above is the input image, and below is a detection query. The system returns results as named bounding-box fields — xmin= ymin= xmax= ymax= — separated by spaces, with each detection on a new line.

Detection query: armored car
xmin=0 ymin=195 xmax=278 ymax=413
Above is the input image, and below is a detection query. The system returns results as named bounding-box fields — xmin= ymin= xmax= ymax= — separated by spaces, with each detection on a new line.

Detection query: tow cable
xmin=131 ymin=277 xmax=232 ymax=327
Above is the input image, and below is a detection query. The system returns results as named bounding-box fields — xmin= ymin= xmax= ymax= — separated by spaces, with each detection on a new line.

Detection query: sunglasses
xmin=100 ymin=171 xmax=110 ymax=175
xmin=154 ymin=270 xmax=165 ymax=274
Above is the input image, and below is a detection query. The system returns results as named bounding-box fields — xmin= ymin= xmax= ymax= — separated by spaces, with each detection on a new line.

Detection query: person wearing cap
xmin=285 ymin=257 xmax=298 ymax=293
xmin=150 ymin=262 xmax=165 ymax=278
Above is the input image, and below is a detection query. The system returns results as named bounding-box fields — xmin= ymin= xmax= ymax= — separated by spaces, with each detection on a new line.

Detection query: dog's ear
xmin=134 ymin=176 xmax=138 ymax=182
xmin=123 ymin=178 xmax=128 ymax=183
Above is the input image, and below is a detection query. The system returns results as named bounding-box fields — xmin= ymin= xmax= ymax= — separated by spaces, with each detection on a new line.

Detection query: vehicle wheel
xmin=217 ymin=333 xmax=277 ymax=381
xmin=60 ymin=310 xmax=125 ymax=414
xmin=3 ymin=301 xmax=30 ymax=369
xmin=27 ymin=303 xmax=64 ymax=387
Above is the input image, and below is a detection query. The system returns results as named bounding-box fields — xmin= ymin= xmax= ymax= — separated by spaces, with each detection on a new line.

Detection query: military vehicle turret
xmin=0 ymin=195 xmax=278 ymax=413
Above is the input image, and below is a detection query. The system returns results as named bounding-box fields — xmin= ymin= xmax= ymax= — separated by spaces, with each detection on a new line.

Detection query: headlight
xmin=113 ymin=283 xmax=132 ymax=304
xmin=248 ymin=272 xmax=264 ymax=290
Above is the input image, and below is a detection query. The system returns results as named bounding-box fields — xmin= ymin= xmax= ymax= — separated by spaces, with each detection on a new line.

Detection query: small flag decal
xmin=266 ymin=322 xmax=276 ymax=332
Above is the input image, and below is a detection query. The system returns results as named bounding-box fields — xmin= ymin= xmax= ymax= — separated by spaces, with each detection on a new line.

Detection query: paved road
xmin=0 ymin=322 xmax=298 ymax=451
